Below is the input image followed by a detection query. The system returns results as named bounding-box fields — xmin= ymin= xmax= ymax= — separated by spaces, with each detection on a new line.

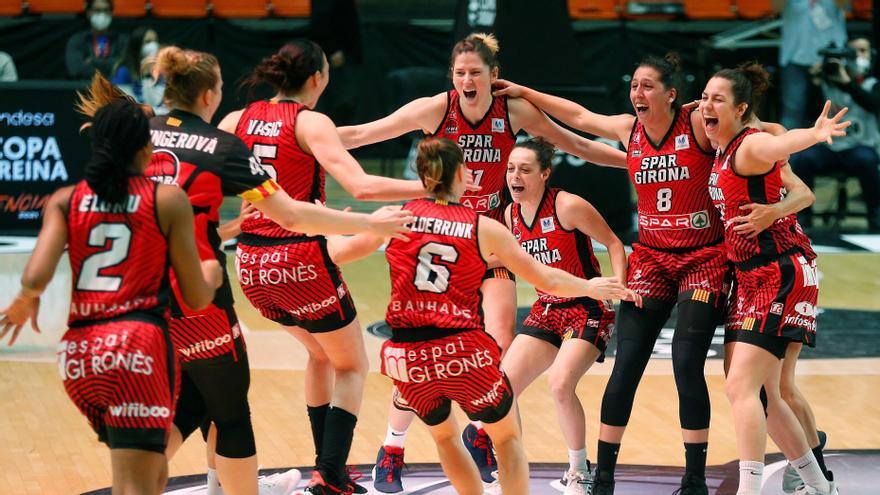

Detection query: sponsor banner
xmin=0 ymin=82 xmax=88 ymax=232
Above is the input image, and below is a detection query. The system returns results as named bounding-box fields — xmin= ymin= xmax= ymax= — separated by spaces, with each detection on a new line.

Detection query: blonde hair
xmin=416 ymin=138 xmax=463 ymax=199
xmin=450 ymin=32 xmax=500 ymax=71
xmin=154 ymin=46 xmax=219 ymax=108
xmin=76 ymin=71 xmax=135 ymax=119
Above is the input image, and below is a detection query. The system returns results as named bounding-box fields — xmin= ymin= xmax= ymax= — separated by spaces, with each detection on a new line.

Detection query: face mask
xmin=141 ymin=41 xmax=159 ymax=59
xmin=856 ymin=57 xmax=871 ymax=75
xmin=90 ymin=12 xmax=111 ymax=31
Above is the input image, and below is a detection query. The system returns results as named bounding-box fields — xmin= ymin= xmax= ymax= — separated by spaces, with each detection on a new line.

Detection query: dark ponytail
xmin=85 ymin=99 xmax=151 ymax=205
xmin=713 ymin=61 xmax=771 ymax=123
xmin=514 ymin=137 xmax=556 ymax=173
xmin=241 ymin=39 xmax=325 ymax=97
xmin=636 ymin=52 xmax=684 ymax=107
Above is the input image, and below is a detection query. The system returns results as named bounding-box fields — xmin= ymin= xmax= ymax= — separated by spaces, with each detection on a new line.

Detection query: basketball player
xmin=700 ymin=62 xmax=845 ymax=495
xmin=381 ymin=136 xmax=637 ymax=495
xmin=499 ymin=138 xmax=628 ymax=495
xmin=147 ymin=46 xmax=413 ymax=495
xmin=215 ymin=40 xmax=428 ymax=494
xmin=337 ymin=33 xmax=626 ymax=490
xmin=0 ymin=99 xmax=215 ymax=495
xmin=495 ymin=54 xmax=725 ymax=494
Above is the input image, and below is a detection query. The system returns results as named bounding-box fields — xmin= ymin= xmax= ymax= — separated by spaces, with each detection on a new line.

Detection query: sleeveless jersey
xmin=67 ymin=177 xmax=169 ymax=325
xmin=235 ymin=100 xmax=325 ymax=238
xmin=627 ymin=107 xmax=722 ymax=250
xmin=708 ymin=127 xmax=815 ymax=267
xmin=432 ymin=90 xmax=516 ymax=215
xmin=385 ymin=198 xmax=487 ymax=331
xmin=510 ymin=188 xmax=602 ymax=303
xmin=146 ymin=109 xmax=279 ymax=316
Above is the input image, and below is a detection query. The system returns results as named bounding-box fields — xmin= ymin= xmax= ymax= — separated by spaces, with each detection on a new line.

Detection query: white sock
xmin=791 ymin=450 xmax=831 ymax=493
xmin=384 ymin=424 xmax=408 ymax=449
xmin=567 ymin=448 xmax=588 ymax=474
xmin=471 ymin=420 xmax=484 ymax=431
xmin=206 ymin=468 xmax=224 ymax=495
xmin=737 ymin=460 xmax=763 ymax=495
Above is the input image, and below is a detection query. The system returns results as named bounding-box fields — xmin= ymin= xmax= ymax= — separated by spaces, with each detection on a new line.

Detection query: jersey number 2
xmin=76 ymin=223 xmax=132 ymax=292
xmin=414 ymin=242 xmax=459 ymax=293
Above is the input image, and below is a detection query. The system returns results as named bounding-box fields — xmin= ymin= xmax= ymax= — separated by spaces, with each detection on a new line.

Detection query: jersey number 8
xmin=414 ymin=242 xmax=459 ymax=294
xmin=656 ymin=188 xmax=672 ymax=212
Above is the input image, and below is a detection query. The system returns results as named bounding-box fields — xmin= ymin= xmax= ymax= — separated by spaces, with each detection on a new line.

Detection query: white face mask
xmin=141 ymin=41 xmax=159 ymax=59
xmin=856 ymin=56 xmax=872 ymax=75
xmin=90 ymin=12 xmax=112 ymax=31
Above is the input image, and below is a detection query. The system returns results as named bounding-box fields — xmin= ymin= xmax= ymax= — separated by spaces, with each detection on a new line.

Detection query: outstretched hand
xmin=729 ymin=203 xmax=778 ymax=238
xmin=492 ymin=79 xmax=525 ymax=98
xmin=368 ymin=205 xmax=414 ymax=241
xmin=813 ymin=100 xmax=850 ymax=145
xmin=0 ymin=293 xmax=41 ymax=346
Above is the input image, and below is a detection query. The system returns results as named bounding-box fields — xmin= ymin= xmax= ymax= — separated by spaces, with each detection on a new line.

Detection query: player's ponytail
xmin=416 ymin=137 xmax=463 ymax=200
xmin=713 ymin=61 xmax=771 ymax=123
xmin=154 ymin=46 xmax=219 ymax=109
xmin=241 ymin=40 xmax=325 ymax=97
xmin=637 ymin=52 xmax=684 ymax=108
xmin=451 ymin=32 xmax=500 ymax=72
xmin=75 ymin=72 xmax=154 ymax=131
xmin=84 ymin=100 xmax=151 ymax=206
xmin=514 ymin=137 xmax=556 ymax=174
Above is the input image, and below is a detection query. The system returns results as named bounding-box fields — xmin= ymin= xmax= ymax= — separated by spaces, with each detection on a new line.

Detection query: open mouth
xmin=510 ymin=185 xmax=525 ymax=194
xmin=703 ymin=116 xmax=719 ymax=131
xmin=635 ymin=104 xmax=648 ymax=115
xmin=463 ymin=90 xmax=477 ymax=101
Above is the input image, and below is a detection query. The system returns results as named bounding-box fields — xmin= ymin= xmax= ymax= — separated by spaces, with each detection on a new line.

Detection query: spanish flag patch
xmin=167 ymin=117 xmax=182 ymax=127
xmin=742 ymin=317 xmax=756 ymax=331
xmin=239 ymin=179 xmax=281 ymax=202
xmin=691 ymin=289 xmax=711 ymax=303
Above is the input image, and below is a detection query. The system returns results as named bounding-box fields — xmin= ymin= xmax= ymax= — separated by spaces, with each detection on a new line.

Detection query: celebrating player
xmin=381 ymin=136 xmax=636 ymax=495
xmin=701 ymin=62 xmax=845 ymax=495
xmin=1 ymin=99 xmax=215 ymax=495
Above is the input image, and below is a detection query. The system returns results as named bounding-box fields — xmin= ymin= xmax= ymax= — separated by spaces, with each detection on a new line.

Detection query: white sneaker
xmin=550 ymin=470 xmax=569 ymax=493
xmin=258 ymin=469 xmax=303 ymax=495
xmin=562 ymin=469 xmax=593 ymax=495
xmin=794 ymin=480 xmax=839 ymax=495
xmin=483 ymin=470 xmax=502 ymax=495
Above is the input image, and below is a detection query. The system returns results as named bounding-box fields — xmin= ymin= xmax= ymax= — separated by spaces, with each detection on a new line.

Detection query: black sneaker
xmin=672 ymin=472 xmax=708 ymax=495
xmin=592 ymin=469 xmax=615 ymax=495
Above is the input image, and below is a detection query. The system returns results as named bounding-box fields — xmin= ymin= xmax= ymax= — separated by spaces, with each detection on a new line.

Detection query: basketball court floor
xmin=2 ymin=180 xmax=879 ymax=494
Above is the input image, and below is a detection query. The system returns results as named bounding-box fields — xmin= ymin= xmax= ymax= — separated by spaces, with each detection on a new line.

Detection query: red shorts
xmin=57 ymin=316 xmax=177 ymax=453
xmin=727 ymin=252 xmax=818 ymax=347
xmin=380 ymin=329 xmax=513 ymax=426
xmin=170 ymin=305 xmax=245 ymax=366
xmin=627 ymin=242 xmax=731 ymax=307
xmin=520 ymin=297 xmax=615 ymax=360
xmin=236 ymin=235 xmax=357 ymax=333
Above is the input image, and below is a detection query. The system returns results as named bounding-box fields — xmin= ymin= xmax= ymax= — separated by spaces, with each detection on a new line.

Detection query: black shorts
xmin=725 ymin=328 xmax=790 ymax=359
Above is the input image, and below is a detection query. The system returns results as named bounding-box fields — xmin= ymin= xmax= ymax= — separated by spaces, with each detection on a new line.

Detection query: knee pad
xmin=214 ymin=414 xmax=256 ymax=459
xmin=671 ymin=300 xmax=717 ymax=430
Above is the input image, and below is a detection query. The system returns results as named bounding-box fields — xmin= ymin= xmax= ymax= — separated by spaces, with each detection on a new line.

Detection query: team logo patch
xmin=674 ymin=134 xmax=690 ymax=150
xmin=146 ymin=149 xmax=180 ymax=185
xmin=631 ymin=149 xmax=642 ymax=157
xmin=444 ymin=118 xmax=458 ymax=134
xmin=563 ymin=328 xmax=574 ymax=341
xmin=512 ymin=227 xmax=522 ymax=240
xmin=166 ymin=117 xmax=182 ymax=127
xmin=491 ymin=118 xmax=505 ymax=133
xmin=794 ymin=301 xmax=816 ymax=317
xmin=337 ymin=284 xmax=347 ymax=299
xmin=586 ymin=319 xmax=600 ymax=328
xmin=770 ymin=302 xmax=785 ymax=315
xmin=540 ymin=216 xmax=555 ymax=233
xmin=690 ymin=211 xmax=710 ymax=229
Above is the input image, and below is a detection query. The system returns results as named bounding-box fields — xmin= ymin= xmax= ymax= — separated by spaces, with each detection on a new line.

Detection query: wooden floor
xmin=1 ymin=250 xmax=879 ymax=494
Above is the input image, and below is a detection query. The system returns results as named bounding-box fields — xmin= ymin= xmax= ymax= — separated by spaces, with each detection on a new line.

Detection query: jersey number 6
xmin=414 ymin=242 xmax=459 ymax=294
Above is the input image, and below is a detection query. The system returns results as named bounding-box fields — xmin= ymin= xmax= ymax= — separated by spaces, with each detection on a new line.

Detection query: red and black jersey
xmin=235 ymin=100 xmax=325 ymax=238
xmin=146 ymin=110 xmax=279 ymax=317
xmin=67 ymin=177 xmax=169 ymax=325
xmin=708 ymin=127 xmax=815 ymax=268
xmin=385 ymin=198 xmax=487 ymax=333
xmin=627 ymin=107 xmax=722 ymax=250
xmin=510 ymin=188 xmax=602 ymax=303
xmin=432 ymin=90 xmax=516 ymax=215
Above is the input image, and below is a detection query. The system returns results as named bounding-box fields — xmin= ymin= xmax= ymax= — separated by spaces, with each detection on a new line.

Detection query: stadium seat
xmin=852 ymin=0 xmax=872 ymax=20
xmin=270 ymin=0 xmax=309 ymax=17
xmin=736 ymin=0 xmax=775 ymax=19
xmin=26 ymin=0 xmax=85 ymax=14
xmin=684 ymin=0 xmax=735 ymax=19
xmin=212 ymin=0 xmax=269 ymax=18
xmin=567 ymin=0 xmax=621 ymax=20
xmin=0 ymin=1 xmax=23 ymax=15
xmin=149 ymin=0 xmax=207 ymax=17
xmin=622 ymin=0 xmax=683 ymax=20
xmin=113 ymin=0 xmax=146 ymax=17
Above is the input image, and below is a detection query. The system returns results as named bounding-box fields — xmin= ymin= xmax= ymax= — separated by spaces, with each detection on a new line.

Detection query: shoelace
xmin=472 ymin=430 xmax=495 ymax=467
xmin=345 ymin=465 xmax=363 ymax=483
xmin=307 ymin=470 xmax=352 ymax=495
xmin=379 ymin=451 xmax=406 ymax=483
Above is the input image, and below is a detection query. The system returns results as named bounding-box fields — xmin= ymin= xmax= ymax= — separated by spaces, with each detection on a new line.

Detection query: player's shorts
xmin=519 ymin=297 xmax=615 ymax=361
xmin=380 ymin=328 xmax=513 ymax=426
xmin=170 ymin=305 xmax=245 ymax=366
xmin=57 ymin=314 xmax=176 ymax=453
xmin=627 ymin=241 xmax=731 ymax=308
xmin=236 ymin=234 xmax=357 ymax=333
xmin=724 ymin=251 xmax=818 ymax=357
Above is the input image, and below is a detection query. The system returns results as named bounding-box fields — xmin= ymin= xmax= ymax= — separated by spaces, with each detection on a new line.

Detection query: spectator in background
xmin=791 ymin=36 xmax=880 ymax=232
xmin=0 ymin=51 xmax=17 ymax=81
xmin=65 ymin=0 xmax=128 ymax=80
xmin=111 ymin=27 xmax=166 ymax=113
xmin=774 ymin=0 xmax=848 ymax=129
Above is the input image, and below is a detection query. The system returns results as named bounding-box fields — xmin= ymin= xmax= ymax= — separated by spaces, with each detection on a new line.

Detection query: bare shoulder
xmin=218 ymin=109 xmax=245 ymax=133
